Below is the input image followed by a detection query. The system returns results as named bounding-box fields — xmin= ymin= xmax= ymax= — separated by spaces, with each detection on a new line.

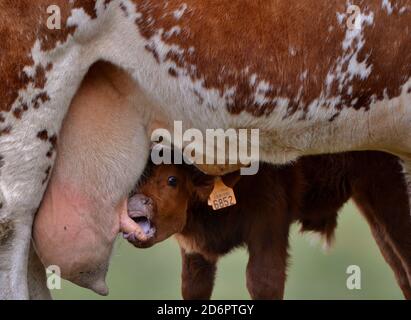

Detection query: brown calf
xmin=126 ymin=151 xmax=411 ymax=299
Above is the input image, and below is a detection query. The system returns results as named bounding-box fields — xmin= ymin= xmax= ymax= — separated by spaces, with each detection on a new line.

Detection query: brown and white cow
xmin=0 ymin=1 xmax=411 ymax=299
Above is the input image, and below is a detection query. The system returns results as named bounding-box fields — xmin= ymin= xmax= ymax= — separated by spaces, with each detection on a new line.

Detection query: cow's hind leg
xmin=28 ymin=243 xmax=51 ymax=300
xmin=0 ymin=218 xmax=13 ymax=246
xmin=0 ymin=130 xmax=53 ymax=299
xmin=0 ymin=211 xmax=36 ymax=299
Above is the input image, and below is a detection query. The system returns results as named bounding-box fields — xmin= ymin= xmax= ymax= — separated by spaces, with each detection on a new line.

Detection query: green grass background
xmin=52 ymin=202 xmax=403 ymax=300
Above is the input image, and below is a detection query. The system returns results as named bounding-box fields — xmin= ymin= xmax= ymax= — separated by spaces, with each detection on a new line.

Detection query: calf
xmin=128 ymin=152 xmax=411 ymax=299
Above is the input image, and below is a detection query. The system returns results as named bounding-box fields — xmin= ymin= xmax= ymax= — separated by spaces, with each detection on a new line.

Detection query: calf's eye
xmin=167 ymin=176 xmax=178 ymax=187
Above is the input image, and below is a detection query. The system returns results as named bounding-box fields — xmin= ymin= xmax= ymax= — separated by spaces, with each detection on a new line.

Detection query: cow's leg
xmin=0 ymin=211 xmax=35 ymax=299
xmin=180 ymin=249 xmax=217 ymax=300
xmin=0 ymin=145 xmax=52 ymax=301
xmin=27 ymin=243 xmax=51 ymax=300
xmin=0 ymin=160 xmax=51 ymax=300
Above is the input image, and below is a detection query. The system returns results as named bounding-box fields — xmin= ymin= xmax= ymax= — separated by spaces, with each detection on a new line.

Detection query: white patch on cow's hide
xmin=173 ymin=3 xmax=188 ymax=20
xmin=164 ymin=25 xmax=182 ymax=38
xmin=326 ymin=6 xmax=375 ymax=98
xmin=254 ymin=80 xmax=272 ymax=106
xmin=401 ymin=160 xmax=411 ymax=217
xmin=382 ymin=0 xmax=394 ymax=14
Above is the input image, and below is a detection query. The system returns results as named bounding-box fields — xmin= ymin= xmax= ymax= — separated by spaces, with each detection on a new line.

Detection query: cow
xmin=0 ymin=1 xmax=410 ymax=299
xmin=128 ymin=152 xmax=411 ymax=300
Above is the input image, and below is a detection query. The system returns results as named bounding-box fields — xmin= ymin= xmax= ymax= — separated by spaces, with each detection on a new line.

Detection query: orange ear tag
xmin=207 ymin=177 xmax=237 ymax=211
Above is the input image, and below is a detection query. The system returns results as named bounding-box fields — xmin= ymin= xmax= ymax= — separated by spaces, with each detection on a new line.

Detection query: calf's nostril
xmin=143 ymin=198 xmax=154 ymax=207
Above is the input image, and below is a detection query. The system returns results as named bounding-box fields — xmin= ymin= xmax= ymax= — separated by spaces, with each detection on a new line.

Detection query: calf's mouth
xmin=128 ymin=211 xmax=156 ymax=239
xmin=121 ymin=194 xmax=156 ymax=247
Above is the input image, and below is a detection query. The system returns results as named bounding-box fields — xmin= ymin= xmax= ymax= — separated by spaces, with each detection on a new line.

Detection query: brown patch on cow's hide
xmin=42 ymin=165 xmax=52 ymax=185
xmin=135 ymin=0 xmax=411 ymax=117
xmin=192 ymin=89 xmax=204 ymax=105
xmin=37 ymin=130 xmax=58 ymax=157
xmin=0 ymin=218 xmax=13 ymax=246
xmin=49 ymin=134 xmax=57 ymax=148
xmin=13 ymin=108 xmax=23 ymax=119
xmin=0 ymin=126 xmax=11 ymax=136
xmin=32 ymin=92 xmax=51 ymax=109
xmin=37 ymin=130 xmax=49 ymax=141
xmin=12 ymin=100 xmax=30 ymax=119
xmin=0 ymin=1 xmax=66 ymax=112
xmin=329 ymin=112 xmax=341 ymax=122
xmin=168 ymin=67 xmax=178 ymax=77
xmin=120 ymin=2 xmax=129 ymax=17
xmin=33 ymin=65 xmax=47 ymax=89
xmin=144 ymin=44 xmax=161 ymax=64
xmin=46 ymin=134 xmax=58 ymax=158
xmin=0 ymin=1 xmax=108 ymax=113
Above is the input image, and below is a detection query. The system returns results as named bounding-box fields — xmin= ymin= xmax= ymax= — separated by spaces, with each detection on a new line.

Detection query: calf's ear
xmin=222 ymin=171 xmax=241 ymax=189
xmin=190 ymin=173 xmax=215 ymax=202
xmin=193 ymin=183 xmax=214 ymax=202
xmin=189 ymin=169 xmax=241 ymax=203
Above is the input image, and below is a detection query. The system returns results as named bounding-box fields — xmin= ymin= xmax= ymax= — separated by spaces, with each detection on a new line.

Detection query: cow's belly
xmin=255 ymin=87 xmax=411 ymax=164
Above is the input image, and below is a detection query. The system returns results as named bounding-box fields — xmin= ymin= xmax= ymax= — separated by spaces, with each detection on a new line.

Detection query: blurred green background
xmin=52 ymin=202 xmax=403 ymax=300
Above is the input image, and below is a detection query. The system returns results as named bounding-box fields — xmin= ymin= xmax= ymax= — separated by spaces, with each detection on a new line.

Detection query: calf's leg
xmin=371 ymin=224 xmax=411 ymax=299
xmin=389 ymin=159 xmax=411 ymax=286
xmin=353 ymin=158 xmax=411 ymax=298
xmin=354 ymin=201 xmax=411 ymax=299
xmin=246 ymin=225 xmax=289 ymax=300
xmin=384 ymin=216 xmax=411 ymax=291
xmin=180 ymin=249 xmax=217 ymax=300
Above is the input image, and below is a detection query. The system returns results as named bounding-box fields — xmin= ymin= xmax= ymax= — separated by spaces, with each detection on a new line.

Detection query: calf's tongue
xmin=119 ymin=201 xmax=149 ymax=242
xmin=137 ymin=219 xmax=152 ymax=235
xmin=33 ymin=181 xmax=121 ymax=296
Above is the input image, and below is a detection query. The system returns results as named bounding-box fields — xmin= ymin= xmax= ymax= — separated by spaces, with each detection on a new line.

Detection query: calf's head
xmin=124 ymin=163 xmax=241 ymax=248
